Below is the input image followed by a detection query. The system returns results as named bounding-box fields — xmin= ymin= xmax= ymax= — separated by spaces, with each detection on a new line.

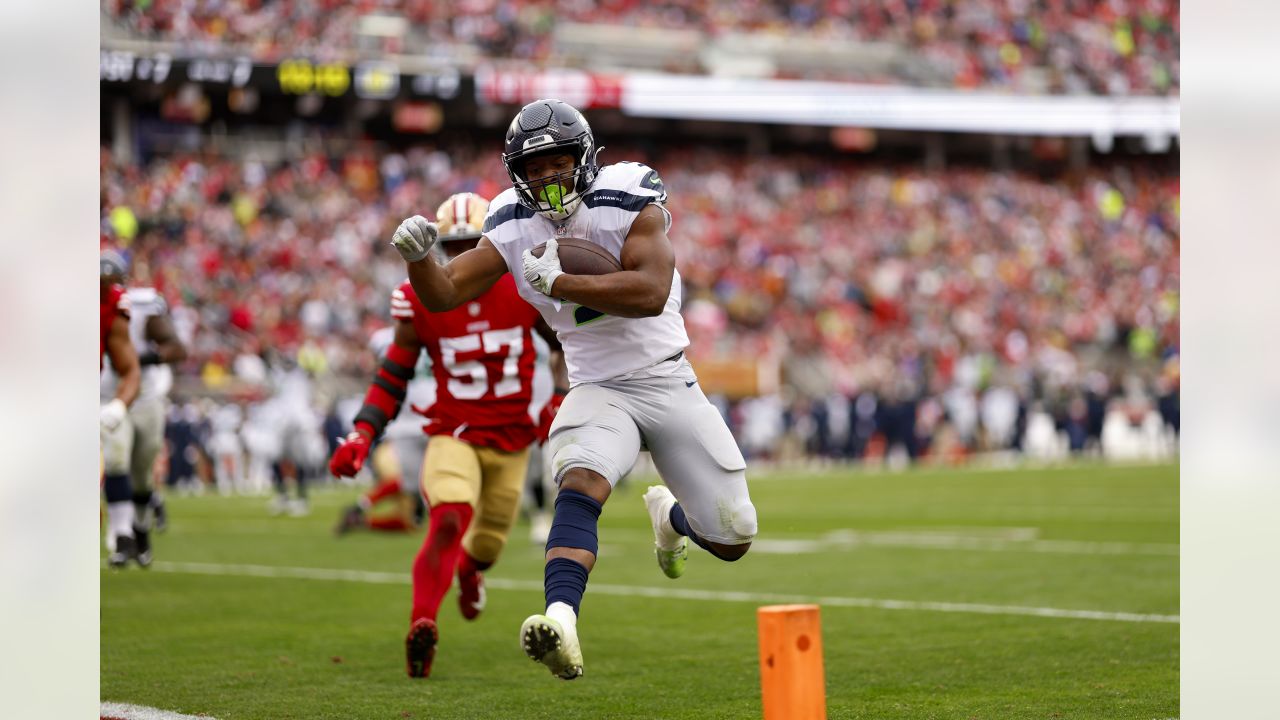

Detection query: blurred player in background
xmin=330 ymin=192 xmax=568 ymax=679
xmin=101 ymin=250 xmax=143 ymax=568
xmin=333 ymin=325 xmax=434 ymax=535
xmin=390 ymin=99 xmax=758 ymax=680
xmin=101 ymin=251 xmax=188 ymax=565
xmin=263 ymin=353 xmax=327 ymax=516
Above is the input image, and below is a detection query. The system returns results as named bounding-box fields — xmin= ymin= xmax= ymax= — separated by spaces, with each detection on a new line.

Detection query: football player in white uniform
xmin=101 ymin=252 xmax=188 ymax=566
xmin=101 ymin=251 xmax=142 ymax=568
xmin=389 ymin=99 xmax=757 ymax=680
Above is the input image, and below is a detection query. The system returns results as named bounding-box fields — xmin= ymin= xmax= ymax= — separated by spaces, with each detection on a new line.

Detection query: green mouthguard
xmin=539 ymin=184 xmax=564 ymax=212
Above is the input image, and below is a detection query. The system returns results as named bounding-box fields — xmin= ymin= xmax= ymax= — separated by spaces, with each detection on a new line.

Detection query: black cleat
xmin=107 ymin=535 xmax=137 ymax=569
xmin=334 ymin=504 xmax=365 ymax=536
xmin=133 ymin=526 xmax=153 ymax=568
xmin=152 ymin=499 xmax=168 ymax=533
xmin=405 ymin=618 xmax=438 ymax=678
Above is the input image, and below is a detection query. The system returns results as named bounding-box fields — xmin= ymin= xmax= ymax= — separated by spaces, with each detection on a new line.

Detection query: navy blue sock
xmin=670 ymin=503 xmax=721 ymax=556
xmin=545 ymin=489 xmax=603 ymax=556
xmin=103 ymin=473 xmax=132 ymax=503
xmin=543 ymin=489 xmax=603 ymax=615
xmin=545 ymin=557 xmax=590 ymax=615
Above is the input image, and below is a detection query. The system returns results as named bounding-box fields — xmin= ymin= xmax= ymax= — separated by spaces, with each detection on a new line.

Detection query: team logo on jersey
xmin=574 ymin=305 xmax=607 ymax=327
xmin=641 ymin=171 xmax=664 ymax=192
xmin=468 ymin=303 xmax=481 ymax=317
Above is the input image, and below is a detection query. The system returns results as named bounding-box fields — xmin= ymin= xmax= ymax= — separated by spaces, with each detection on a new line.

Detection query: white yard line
xmin=752 ymin=534 xmax=1180 ymax=557
xmin=601 ymin=527 xmax=1179 ymax=557
xmin=100 ymin=702 xmax=219 ymax=720
xmin=141 ymin=561 xmax=1178 ymax=625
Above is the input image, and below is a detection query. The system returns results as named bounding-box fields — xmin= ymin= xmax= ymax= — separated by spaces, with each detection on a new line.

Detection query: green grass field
xmin=101 ymin=462 xmax=1178 ymax=719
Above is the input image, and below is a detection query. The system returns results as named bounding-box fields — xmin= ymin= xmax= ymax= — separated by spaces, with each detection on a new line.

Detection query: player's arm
xmin=406 ymin=237 xmax=508 ymax=313
xmin=354 ymin=319 xmax=423 ymax=442
xmin=391 ymin=214 xmax=508 ymax=312
xmin=530 ymin=204 xmax=674 ymax=318
xmin=330 ymin=319 xmax=423 ymax=477
xmin=142 ymin=313 xmax=188 ymax=366
xmin=105 ymin=315 xmax=141 ymax=407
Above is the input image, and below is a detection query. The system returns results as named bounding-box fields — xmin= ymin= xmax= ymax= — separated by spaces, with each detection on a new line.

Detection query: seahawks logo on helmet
xmin=501 ymin=99 xmax=602 ymax=222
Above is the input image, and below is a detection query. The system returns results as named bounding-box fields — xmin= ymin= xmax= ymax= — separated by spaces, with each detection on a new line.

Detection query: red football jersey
xmin=100 ymin=283 xmax=130 ymax=369
xmin=391 ymin=275 xmax=541 ymax=452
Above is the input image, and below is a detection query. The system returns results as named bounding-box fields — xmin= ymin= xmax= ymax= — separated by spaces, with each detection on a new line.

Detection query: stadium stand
xmin=101 ymin=0 xmax=1178 ymax=94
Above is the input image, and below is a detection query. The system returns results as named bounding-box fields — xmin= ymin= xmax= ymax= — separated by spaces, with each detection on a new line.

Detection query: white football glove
xmin=100 ymin=398 xmax=127 ymax=433
xmin=390 ymin=215 xmax=439 ymax=263
xmin=522 ymin=238 xmax=565 ymax=297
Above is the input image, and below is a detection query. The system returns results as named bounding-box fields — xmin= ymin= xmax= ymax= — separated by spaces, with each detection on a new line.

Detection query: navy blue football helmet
xmin=502 ymin=99 xmax=602 ymax=221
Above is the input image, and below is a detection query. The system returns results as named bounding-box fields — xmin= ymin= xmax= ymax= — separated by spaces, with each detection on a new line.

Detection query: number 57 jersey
xmin=391 ymin=275 xmax=540 ymax=452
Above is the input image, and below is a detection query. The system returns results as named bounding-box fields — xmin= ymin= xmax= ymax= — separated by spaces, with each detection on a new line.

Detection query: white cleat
xmin=643 ymin=485 xmax=688 ymax=579
xmin=520 ymin=614 xmax=584 ymax=680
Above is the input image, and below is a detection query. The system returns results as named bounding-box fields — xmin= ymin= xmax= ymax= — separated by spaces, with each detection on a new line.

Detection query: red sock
xmin=364 ymin=478 xmax=402 ymax=506
xmin=368 ymin=515 xmax=411 ymax=532
xmin=410 ymin=503 xmax=474 ymax=623
xmin=457 ymin=552 xmax=493 ymax=578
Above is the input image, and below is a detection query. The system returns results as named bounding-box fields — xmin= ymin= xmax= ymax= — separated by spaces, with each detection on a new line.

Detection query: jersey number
xmin=438 ymin=328 xmax=524 ymax=400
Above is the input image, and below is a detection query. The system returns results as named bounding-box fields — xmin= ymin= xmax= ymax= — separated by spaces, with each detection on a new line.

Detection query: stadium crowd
xmin=103 ymin=0 xmax=1178 ymax=95
xmin=101 ymin=136 xmax=1178 ymax=476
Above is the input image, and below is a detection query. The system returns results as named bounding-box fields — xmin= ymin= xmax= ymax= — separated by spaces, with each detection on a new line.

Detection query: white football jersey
xmin=100 ymin=286 xmax=172 ymax=400
xmin=484 ymin=162 xmax=689 ymax=385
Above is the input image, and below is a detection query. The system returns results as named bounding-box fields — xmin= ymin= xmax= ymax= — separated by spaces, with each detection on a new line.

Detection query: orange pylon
xmin=757 ymin=604 xmax=827 ymax=720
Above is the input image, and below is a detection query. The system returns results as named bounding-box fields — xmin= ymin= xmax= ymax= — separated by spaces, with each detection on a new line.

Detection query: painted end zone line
xmin=141 ymin=561 xmax=1178 ymax=625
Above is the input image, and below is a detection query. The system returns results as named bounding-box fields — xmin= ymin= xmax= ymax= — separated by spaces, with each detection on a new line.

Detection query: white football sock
xmin=107 ymin=501 xmax=136 ymax=541
xmin=546 ymin=601 xmax=577 ymax=629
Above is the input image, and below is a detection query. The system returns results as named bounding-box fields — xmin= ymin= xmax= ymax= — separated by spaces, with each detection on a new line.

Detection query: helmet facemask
xmin=510 ymin=148 xmax=597 ymax=222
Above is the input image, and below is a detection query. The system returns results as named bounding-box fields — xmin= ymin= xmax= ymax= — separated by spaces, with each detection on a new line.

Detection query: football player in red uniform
xmin=101 ymin=250 xmax=143 ymax=567
xmin=329 ymin=193 xmax=567 ymax=679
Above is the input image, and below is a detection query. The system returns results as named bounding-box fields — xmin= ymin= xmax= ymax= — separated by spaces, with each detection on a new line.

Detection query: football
xmin=532 ymin=237 xmax=623 ymax=276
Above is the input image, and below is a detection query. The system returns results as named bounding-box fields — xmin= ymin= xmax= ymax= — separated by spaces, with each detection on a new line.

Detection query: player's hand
xmin=537 ymin=392 xmax=566 ymax=445
xmin=522 ymin=238 xmax=564 ymax=296
xmin=390 ymin=215 xmax=439 ymax=263
xmin=100 ymin=398 xmax=128 ymax=433
xmin=329 ymin=430 xmax=373 ymax=477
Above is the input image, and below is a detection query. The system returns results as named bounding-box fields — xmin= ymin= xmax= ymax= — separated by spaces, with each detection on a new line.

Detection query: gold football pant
xmin=420 ymin=435 xmax=530 ymax=565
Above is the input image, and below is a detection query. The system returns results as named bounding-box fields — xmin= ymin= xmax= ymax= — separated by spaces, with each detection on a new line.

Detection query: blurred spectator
xmin=102 ymin=0 xmax=1179 ymax=95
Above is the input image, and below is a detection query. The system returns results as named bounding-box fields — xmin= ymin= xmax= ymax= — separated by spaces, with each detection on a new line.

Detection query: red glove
xmin=329 ymin=425 xmax=374 ymax=477
xmin=537 ymin=393 xmax=566 ymax=445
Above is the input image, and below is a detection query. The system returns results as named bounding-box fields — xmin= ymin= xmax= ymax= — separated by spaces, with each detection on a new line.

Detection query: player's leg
xmin=102 ymin=410 xmax=137 ymax=568
xmin=456 ymin=445 xmax=531 ymax=620
xmin=520 ymin=384 xmax=642 ymax=680
xmin=524 ymin=443 xmax=553 ymax=544
xmin=374 ymin=435 xmax=427 ymax=532
xmin=644 ymin=379 xmax=757 ymax=574
xmin=335 ymin=442 xmax=401 ymax=534
xmin=407 ymin=435 xmax=481 ymax=678
xmin=127 ymin=396 xmax=166 ymax=567
xmin=402 ymin=434 xmax=428 ymax=529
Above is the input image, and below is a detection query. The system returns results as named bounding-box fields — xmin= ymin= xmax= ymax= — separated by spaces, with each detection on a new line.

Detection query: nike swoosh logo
xmin=685 ymin=380 xmax=698 ymax=388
